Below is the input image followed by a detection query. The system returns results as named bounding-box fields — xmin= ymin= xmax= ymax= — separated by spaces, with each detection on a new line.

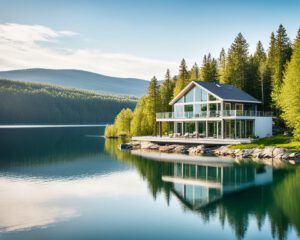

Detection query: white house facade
xmin=156 ymin=81 xmax=272 ymax=139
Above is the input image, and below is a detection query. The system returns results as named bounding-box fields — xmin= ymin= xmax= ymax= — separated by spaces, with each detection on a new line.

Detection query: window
xmin=209 ymin=103 xmax=217 ymax=116
xmin=184 ymin=104 xmax=193 ymax=112
xmin=197 ymin=122 xmax=206 ymax=134
xmin=176 ymin=97 xmax=184 ymax=103
xmin=235 ymin=103 xmax=243 ymax=111
xmin=201 ymin=90 xmax=208 ymax=101
xmin=209 ymin=94 xmax=217 ymax=101
xmin=225 ymin=103 xmax=231 ymax=111
xmin=174 ymin=105 xmax=184 ymax=118
xmin=201 ymin=104 xmax=207 ymax=112
xmin=184 ymin=122 xmax=195 ymax=133
xmin=194 ymin=104 xmax=201 ymax=115
xmin=195 ymin=87 xmax=202 ymax=101
xmin=184 ymin=89 xmax=194 ymax=102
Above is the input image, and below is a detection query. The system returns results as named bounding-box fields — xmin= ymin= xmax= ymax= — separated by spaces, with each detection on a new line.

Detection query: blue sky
xmin=0 ymin=0 xmax=299 ymax=79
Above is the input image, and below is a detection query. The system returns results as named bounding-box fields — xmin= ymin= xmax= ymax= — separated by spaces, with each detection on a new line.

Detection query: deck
xmin=131 ymin=136 xmax=251 ymax=145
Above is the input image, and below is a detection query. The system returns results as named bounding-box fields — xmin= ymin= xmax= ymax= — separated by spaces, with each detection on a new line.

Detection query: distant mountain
xmin=0 ymin=68 xmax=149 ymax=97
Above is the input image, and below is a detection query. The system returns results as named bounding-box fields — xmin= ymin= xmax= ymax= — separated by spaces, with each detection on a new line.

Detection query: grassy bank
xmin=230 ymin=135 xmax=300 ymax=152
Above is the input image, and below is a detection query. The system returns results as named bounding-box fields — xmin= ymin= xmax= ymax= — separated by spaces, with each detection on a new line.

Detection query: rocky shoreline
xmin=126 ymin=141 xmax=300 ymax=164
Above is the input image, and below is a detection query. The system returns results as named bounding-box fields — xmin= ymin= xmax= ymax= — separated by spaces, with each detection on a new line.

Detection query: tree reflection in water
xmin=105 ymin=139 xmax=300 ymax=240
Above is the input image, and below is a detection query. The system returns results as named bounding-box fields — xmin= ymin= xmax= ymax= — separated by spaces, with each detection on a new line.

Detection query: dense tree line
xmin=106 ymin=25 xmax=300 ymax=139
xmin=0 ymin=79 xmax=137 ymax=124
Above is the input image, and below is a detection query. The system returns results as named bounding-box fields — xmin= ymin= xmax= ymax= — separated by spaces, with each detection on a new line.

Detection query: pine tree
xmin=218 ymin=48 xmax=226 ymax=83
xmin=222 ymin=33 xmax=250 ymax=91
xmin=147 ymin=76 xmax=160 ymax=135
xmin=279 ymin=28 xmax=300 ymax=139
xmin=190 ymin=63 xmax=200 ymax=81
xmin=264 ymin=32 xmax=277 ymax=110
xmin=173 ymin=59 xmax=188 ymax=96
xmin=252 ymin=41 xmax=267 ymax=103
xmin=199 ymin=53 xmax=218 ymax=82
xmin=272 ymin=24 xmax=292 ymax=107
xmin=160 ymin=69 xmax=174 ymax=112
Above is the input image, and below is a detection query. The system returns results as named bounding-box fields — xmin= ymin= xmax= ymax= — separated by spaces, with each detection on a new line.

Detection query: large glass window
xmin=209 ymin=94 xmax=216 ymax=101
xmin=176 ymin=122 xmax=182 ymax=134
xmin=194 ymin=104 xmax=201 ymax=115
xmin=176 ymin=97 xmax=184 ymax=103
xmin=174 ymin=105 xmax=184 ymax=118
xmin=201 ymin=104 xmax=207 ymax=112
xmin=195 ymin=87 xmax=208 ymax=102
xmin=184 ymin=122 xmax=195 ymax=133
xmin=197 ymin=122 xmax=206 ymax=135
xmin=184 ymin=104 xmax=193 ymax=113
xmin=209 ymin=103 xmax=217 ymax=117
xmin=208 ymin=121 xmax=217 ymax=138
xmin=201 ymin=90 xmax=208 ymax=101
xmin=235 ymin=103 xmax=243 ymax=110
xmin=195 ymin=87 xmax=202 ymax=101
xmin=184 ymin=89 xmax=194 ymax=102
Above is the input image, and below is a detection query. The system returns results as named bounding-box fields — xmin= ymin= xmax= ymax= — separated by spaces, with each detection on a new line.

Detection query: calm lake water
xmin=0 ymin=127 xmax=299 ymax=240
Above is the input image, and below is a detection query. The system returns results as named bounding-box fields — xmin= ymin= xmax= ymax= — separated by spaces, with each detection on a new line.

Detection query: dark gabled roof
xmin=195 ymin=81 xmax=261 ymax=103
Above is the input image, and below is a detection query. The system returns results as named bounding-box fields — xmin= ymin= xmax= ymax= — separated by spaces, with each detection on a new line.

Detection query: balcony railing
xmin=156 ymin=110 xmax=272 ymax=119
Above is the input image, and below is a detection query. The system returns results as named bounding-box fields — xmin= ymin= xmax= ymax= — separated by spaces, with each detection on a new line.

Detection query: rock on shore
xmin=128 ymin=141 xmax=211 ymax=155
xmin=213 ymin=145 xmax=300 ymax=161
xmin=125 ymin=141 xmax=300 ymax=164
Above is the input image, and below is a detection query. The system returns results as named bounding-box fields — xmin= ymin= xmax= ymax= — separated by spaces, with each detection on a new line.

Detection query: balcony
xmin=156 ymin=110 xmax=272 ymax=119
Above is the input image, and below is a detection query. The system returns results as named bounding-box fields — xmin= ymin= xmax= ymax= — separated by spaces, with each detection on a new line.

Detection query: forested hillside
xmin=0 ymin=79 xmax=137 ymax=124
xmin=106 ymin=25 xmax=300 ymax=140
xmin=0 ymin=68 xmax=148 ymax=97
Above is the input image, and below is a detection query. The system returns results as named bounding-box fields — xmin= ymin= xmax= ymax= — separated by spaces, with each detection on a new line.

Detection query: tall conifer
xmin=279 ymin=28 xmax=300 ymax=139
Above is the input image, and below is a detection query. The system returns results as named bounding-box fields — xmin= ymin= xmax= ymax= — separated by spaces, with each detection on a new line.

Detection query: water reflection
xmin=105 ymin=139 xmax=300 ymax=240
xmin=0 ymin=127 xmax=132 ymax=233
xmin=163 ymin=161 xmax=272 ymax=210
xmin=0 ymin=129 xmax=299 ymax=240
xmin=0 ymin=171 xmax=142 ymax=233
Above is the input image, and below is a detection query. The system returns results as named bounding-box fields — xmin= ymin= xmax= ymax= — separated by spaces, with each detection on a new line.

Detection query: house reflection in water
xmin=162 ymin=162 xmax=272 ymax=209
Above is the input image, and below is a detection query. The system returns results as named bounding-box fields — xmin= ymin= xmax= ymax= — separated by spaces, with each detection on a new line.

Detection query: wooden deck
xmin=132 ymin=136 xmax=251 ymax=145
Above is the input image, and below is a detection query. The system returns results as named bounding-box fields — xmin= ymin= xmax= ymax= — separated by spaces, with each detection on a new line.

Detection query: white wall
xmin=254 ymin=117 xmax=273 ymax=138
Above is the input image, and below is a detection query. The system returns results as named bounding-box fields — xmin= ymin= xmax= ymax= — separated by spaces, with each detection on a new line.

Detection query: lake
xmin=0 ymin=126 xmax=299 ymax=240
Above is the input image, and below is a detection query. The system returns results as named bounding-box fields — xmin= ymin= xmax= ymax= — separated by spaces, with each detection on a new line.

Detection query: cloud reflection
xmin=0 ymin=170 xmax=143 ymax=232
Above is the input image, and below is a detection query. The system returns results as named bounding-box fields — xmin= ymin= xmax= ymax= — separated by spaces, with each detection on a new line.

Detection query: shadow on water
xmin=0 ymin=127 xmax=129 ymax=178
xmin=105 ymin=139 xmax=300 ymax=240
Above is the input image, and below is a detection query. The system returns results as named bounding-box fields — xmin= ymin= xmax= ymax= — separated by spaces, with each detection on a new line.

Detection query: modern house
xmin=133 ymin=81 xmax=272 ymax=144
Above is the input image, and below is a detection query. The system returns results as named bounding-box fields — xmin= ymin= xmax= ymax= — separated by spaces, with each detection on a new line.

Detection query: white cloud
xmin=0 ymin=23 xmax=177 ymax=79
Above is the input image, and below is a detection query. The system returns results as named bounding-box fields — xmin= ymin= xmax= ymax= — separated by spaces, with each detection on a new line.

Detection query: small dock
xmin=132 ymin=136 xmax=251 ymax=145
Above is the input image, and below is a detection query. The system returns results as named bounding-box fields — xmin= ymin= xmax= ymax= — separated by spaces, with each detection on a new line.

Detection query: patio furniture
xmin=192 ymin=131 xmax=199 ymax=138
xmin=199 ymin=133 xmax=205 ymax=138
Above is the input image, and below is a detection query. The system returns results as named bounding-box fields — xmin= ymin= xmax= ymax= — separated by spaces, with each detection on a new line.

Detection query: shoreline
xmin=124 ymin=140 xmax=300 ymax=165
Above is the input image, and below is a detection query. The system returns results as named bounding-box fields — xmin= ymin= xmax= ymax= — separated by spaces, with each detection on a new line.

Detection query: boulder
xmin=189 ymin=145 xmax=206 ymax=155
xmin=288 ymin=152 xmax=300 ymax=158
xmin=140 ymin=141 xmax=159 ymax=150
xmin=159 ymin=145 xmax=176 ymax=153
xmin=128 ymin=141 xmax=141 ymax=150
xmin=272 ymin=148 xmax=288 ymax=158
xmin=174 ymin=145 xmax=189 ymax=154
xmin=281 ymin=152 xmax=291 ymax=160
xmin=237 ymin=149 xmax=254 ymax=158
xmin=252 ymin=148 xmax=263 ymax=158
